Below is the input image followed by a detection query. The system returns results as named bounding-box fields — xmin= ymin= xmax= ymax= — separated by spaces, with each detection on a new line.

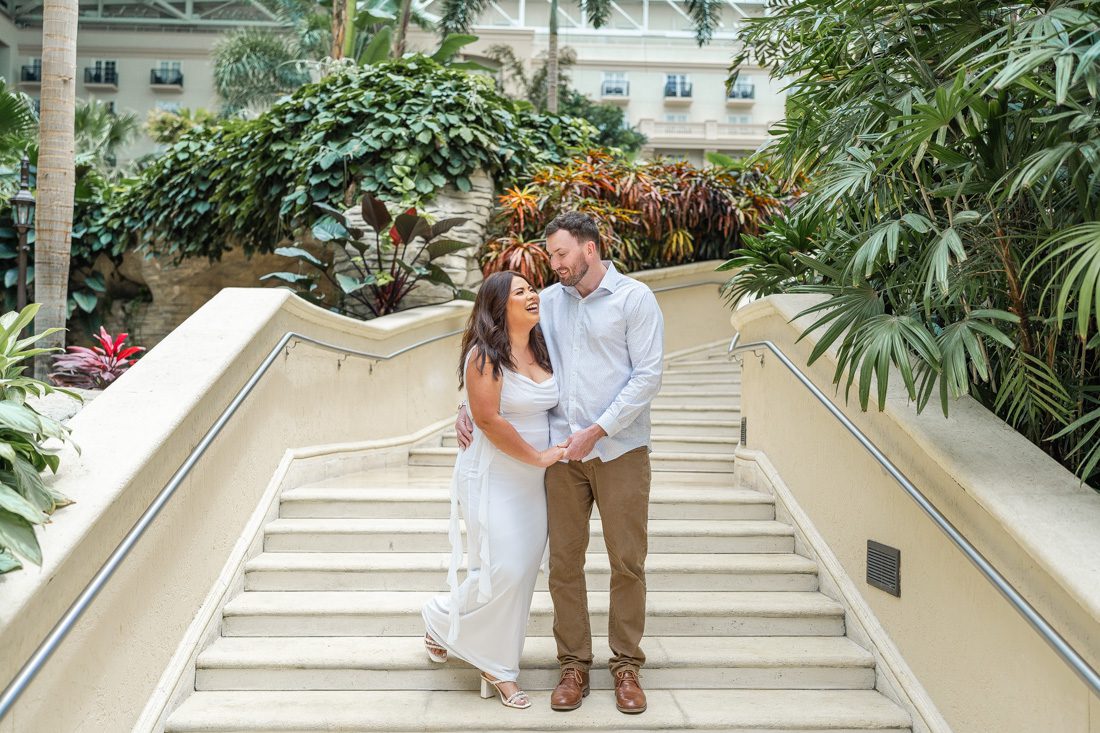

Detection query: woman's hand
xmin=535 ymin=446 xmax=566 ymax=468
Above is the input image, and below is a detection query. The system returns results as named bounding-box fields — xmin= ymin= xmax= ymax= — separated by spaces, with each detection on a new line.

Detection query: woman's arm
xmin=466 ymin=350 xmax=562 ymax=468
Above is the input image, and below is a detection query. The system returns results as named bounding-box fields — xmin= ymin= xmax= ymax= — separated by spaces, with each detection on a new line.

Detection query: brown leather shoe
xmin=614 ymin=669 xmax=647 ymax=714
xmin=550 ymin=668 xmax=590 ymax=711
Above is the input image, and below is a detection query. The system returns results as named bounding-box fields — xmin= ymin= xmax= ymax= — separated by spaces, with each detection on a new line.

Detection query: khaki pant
xmin=545 ymin=446 xmax=650 ymax=675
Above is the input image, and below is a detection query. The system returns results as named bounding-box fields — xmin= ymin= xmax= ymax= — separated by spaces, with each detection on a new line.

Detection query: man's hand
xmin=456 ymin=404 xmax=474 ymax=449
xmin=561 ymin=424 xmax=607 ymax=462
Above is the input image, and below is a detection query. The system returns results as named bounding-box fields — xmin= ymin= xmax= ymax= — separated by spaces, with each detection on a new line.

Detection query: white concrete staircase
xmin=164 ymin=344 xmax=912 ymax=732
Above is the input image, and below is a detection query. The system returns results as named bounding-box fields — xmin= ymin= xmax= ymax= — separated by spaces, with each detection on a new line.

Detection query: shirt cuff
xmin=595 ymin=413 xmax=619 ymax=439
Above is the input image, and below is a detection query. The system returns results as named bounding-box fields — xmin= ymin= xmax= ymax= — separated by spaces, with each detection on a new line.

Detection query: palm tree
xmin=213 ymin=29 xmax=311 ymax=114
xmin=440 ymin=0 xmax=722 ymax=113
xmin=34 ymin=0 xmax=78 ymax=379
xmin=73 ymin=100 xmax=140 ymax=171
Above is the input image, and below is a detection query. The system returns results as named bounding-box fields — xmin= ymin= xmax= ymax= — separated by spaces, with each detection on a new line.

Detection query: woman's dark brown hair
xmin=458 ymin=270 xmax=553 ymax=388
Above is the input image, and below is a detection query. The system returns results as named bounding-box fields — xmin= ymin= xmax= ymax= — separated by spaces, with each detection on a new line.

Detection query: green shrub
xmin=0 ymin=304 xmax=78 ymax=573
xmin=93 ymin=57 xmax=596 ymax=264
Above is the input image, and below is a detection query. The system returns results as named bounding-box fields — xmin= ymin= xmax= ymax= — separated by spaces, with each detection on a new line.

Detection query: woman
xmin=421 ymin=271 xmax=564 ymax=710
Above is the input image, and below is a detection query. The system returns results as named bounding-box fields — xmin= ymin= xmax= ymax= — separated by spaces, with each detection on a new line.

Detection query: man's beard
xmin=560 ymin=261 xmax=589 ymax=287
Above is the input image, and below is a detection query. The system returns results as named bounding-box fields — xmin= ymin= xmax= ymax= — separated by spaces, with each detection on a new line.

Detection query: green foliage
xmin=265 ymin=192 xmax=475 ymax=317
xmin=0 ymin=98 xmax=141 ymax=324
xmin=723 ymin=0 xmax=1100 ymax=487
xmin=213 ymin=29 xmax=311 ymax=114
xmin=486 ymin=150 xmax=796 ymax=275
xmin=0 ymin=304 xmax=78 ymax=574
xmin=145 ymin=107 xmax=220 ymax=145
xmin=555 ymin=90 xmax=646 ymax=155
xmin=95 ymin=58 xmax=595 ymax=263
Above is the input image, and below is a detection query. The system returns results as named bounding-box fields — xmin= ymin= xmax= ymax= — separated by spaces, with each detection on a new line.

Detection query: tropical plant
xmin=93 ymin=58 xmax=595 ymax=264
xmin=212 ymin=0 xmax=472 ymax=115
xmin=212 ymin=29 xmax=312 ymax=115
xmin=480 ymin=236 xmax=553 ymax=289
xmin=0 ymin=99 xmax=143 ymax=325
xmin=483 ymin=149 xmax=796 ymax=274
xmin=485 ymin=45 xmax=646 ymax=154
xmin=442 ymin=0 xmax=722 ymax=113
xmin=0 ymin=79 xmax=38 ymax=199
xmin=0 ymin=304 xmax=78 ymax=574
xmin=34 ymin=0 xmax=79 ymax=379
xmin=265 ymin=192 xmax=475 ymax=317
xmin=722 ymin=0 xmax=1100 ymax=487
xmin=48 ymin=326 xmax=144 ymax=388
xmin=145 ymin=106 xmax=220 ymax=145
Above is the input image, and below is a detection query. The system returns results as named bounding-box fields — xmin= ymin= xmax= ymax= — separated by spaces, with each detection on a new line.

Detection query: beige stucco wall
xmin=0 ymin=260 xmax=730 ymax=733
xmin=731 ymin=295 xmax=1100 ymax=733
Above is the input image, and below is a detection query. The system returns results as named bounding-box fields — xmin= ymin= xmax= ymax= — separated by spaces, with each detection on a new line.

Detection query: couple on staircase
xmin=420 ymin=211 xmax=665 ymax=715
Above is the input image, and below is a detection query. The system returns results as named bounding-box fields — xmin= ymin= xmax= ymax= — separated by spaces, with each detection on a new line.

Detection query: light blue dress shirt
xmin=539 ymin=262 xmax=665 ymax=462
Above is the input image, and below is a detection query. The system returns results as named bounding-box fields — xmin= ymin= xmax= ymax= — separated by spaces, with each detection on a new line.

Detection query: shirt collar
xmin=563 ymin=260 xmax=625 ymax=299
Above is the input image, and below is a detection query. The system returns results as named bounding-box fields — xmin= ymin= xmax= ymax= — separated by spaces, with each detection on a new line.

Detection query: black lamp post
xmin=9 ymin=155 xmax=35 ymax=311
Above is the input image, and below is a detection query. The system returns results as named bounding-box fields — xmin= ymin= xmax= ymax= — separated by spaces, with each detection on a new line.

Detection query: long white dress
xmin=421 ymin=363 xmax=557 ymax=682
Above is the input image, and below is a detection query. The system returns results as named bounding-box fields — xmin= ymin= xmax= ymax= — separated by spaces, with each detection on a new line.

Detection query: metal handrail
xmin=728 ymin=334 xmax=1100 ymax=696
xmin=0 ymin=327 xmax=463 ymax=720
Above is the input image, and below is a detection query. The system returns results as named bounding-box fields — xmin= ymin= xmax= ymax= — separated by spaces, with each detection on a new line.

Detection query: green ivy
xmin=95 ymin=57 xmax=595 ymax=262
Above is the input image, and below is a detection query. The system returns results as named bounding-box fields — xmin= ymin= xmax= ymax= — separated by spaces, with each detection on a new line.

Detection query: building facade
xmin=0 ymin=0 xmax=780 ymax=164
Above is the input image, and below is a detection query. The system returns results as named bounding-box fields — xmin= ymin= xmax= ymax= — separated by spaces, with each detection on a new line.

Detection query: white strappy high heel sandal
xmin=424 ymin=633 xmax=447 ymax=663
xmin=479 ymin=673 xmax=531 ymax=709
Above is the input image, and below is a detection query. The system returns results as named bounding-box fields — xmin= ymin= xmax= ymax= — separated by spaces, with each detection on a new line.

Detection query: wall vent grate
xmin=867 ymin=540 xmax=900 ymax=597
xmin=739 ymin=416 xmax=747 ymax=446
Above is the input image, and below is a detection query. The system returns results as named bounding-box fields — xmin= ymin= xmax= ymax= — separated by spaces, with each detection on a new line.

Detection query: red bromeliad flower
xmin=49 ymin=327 xmax=145 ymax=389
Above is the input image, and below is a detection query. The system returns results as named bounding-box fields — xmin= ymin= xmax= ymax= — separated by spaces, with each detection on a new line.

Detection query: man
xmin=455 ymin=211 xmax=664 ymax=714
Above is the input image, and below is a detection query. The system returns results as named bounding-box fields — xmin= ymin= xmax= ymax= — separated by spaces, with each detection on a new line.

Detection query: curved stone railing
xmin=731 ymin=294 xmax=1100 ymax=733
xmin=0 ymin=261 xmax=731 ymax=733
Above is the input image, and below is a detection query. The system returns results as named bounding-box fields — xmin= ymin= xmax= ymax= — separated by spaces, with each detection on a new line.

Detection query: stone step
xmin=670 ymin=356 xmax=737 ymax=366
xmin=244 ymin=552 xmax=818 ymax=592
xmin=660 ymin=373 xmax=741 ymax=385
xmin=195 ymin=635 xmax=875 ymax=692
xmin=664 ymin=363 xmax=742 ymax=375
xmin=407 ymin=447 xmax=735 ymax=473
xmin=438 ymin=432 xmax=738 ymax=454
xmin=299 ymin=467 xmax=739 ymax=491
xmin=262 ymin=518 xmax=794 ymax=554
xmin=653 ymin=390 xmax=741 ymax=408
xmin=166 ymin=689 xmax=910 ymax=732
xmin=221 ymin=591 xmax=846 ymax=638
xmin=278 ymin=486 xmax=774 ymax=520
xmin=650 ymin=404 xmax=740 ymax=422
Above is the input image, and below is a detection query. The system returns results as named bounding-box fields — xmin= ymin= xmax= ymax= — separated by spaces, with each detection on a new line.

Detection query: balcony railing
xmin=638 ymin=119 xmax=770 ymax=147
xmin=20 ymin=65 xmax=41 ymax=84
xmin=601 ymin=80 xmax=630 ymax=97
xmin=727 ymin=83 xmax=756 ymax=100
xmin=664 ymin=81 xmax=693 ymax=99
xmin=84 ymin=68 xmax=119 ymax=87
xmin=150 ymin=69 xmax=184 ymax=88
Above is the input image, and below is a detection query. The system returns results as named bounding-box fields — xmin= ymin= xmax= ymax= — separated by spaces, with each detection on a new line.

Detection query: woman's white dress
xmin=421 ymin=363 xmax=557 ymax=682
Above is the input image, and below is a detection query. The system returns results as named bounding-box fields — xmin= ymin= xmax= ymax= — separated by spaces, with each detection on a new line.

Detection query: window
xmin=85 ymin=59 xmax=118 ymax=86
xmin=20 ymin=58 xmax=41 ymax=83
xmin=664 ymin=74 xmax=692 ymax=98
xmin=155 ymin=101 xmax=181 ymax=113
xmin=601 ymin=71 xmax=629 ymax=97
xmin=152 ymin=60 xmax=183 ymax=86
xmin=727 ymin=77 xmax=756 ymax=99
xmin=727 ymin=114 xmax=752 ymax=125
xmin=664 ymin=113 xmax=689 ymax=123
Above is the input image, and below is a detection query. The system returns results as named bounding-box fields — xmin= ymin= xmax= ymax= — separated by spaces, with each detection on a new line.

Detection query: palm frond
xmin=683 ymin=0 xmax=721 ymax=46
xmin=438 ymin=0 xmax=491 ymax=34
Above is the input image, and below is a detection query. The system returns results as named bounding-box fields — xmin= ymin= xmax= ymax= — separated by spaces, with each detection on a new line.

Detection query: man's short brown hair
xmin=545 ymin=211 xmax=601 ymax=251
